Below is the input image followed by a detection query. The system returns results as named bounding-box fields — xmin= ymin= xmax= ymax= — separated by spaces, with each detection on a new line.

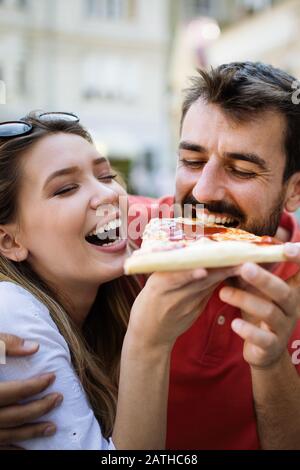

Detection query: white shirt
xmin=0 ymin=281 xmax=115 ymax=450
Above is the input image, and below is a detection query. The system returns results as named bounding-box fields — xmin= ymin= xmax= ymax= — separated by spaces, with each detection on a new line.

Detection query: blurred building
xmin=169 ymin=0 xmax=296 ymax=151
xmin=0 ymin=0 xmax=298 ymax=197
xmin=0 ymin=0 xmax=175 ymax=195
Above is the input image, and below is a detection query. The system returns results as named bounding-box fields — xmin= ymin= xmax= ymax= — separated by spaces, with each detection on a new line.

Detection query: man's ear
xmin=284 ymin=172 xmax=300 ymax=212
xmin=0 ymin=226 xmax=28 ymax=262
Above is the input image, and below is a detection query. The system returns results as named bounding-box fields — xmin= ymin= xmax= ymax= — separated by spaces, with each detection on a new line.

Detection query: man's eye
xmin=230 ymin=168 xmax=256 ymax=178
xmin=181 ymin=159 xmax=206 ymax=168
xmin=54 ymin=185 xmax=78 ymax=196
xmin=97 ymin=174 xmax=118 ymax=182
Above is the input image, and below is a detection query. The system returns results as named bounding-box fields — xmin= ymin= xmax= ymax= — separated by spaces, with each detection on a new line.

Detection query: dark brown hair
xmin=0 ymin=112 xmax=140 ymax=438
xmin=181 ymin=62 xmax=300 ymax=181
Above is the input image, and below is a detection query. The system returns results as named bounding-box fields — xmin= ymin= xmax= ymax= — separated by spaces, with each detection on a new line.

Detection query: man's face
xmin=176 ymin=98 xmax=289 ymax=236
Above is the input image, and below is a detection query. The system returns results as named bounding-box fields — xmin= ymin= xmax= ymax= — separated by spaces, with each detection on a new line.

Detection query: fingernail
xmin=219 ymin=287 xmax=232 ymax=300
xmin=242 ymin=263 xmax=257 ymax=279
xmin=54 ymin=396 xmax=63 ymax=408
xmin=193 ymin=268 xmax=207 ymax=279
xmin=22 ymin=340 xmax=39 ymax=352
xmin=284 ymin=243 xmax=299 ymax=257
xmin=232 ymin=318 xmax=243 ymax=331
xmin=43 ymin=425 xmax=56 ymax=437
xmin=40 ymin=373 xmax=56 ymax=385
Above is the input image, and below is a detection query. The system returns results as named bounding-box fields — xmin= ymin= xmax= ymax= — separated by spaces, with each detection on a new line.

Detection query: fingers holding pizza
xmin=125 ymin=217 xmax=300 ymax=366
xmin=219 ymin=244 xmax=300 ymax=369
xmin=128 ymin=265 xmax=237 ymax=350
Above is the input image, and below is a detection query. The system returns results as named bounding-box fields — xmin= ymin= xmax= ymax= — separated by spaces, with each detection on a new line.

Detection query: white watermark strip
xmin=0 ymin=339 xmax=6 ymax=364
xmin=0 ymin=80 xmax=6 ymax=105
xmin=291 ymin=80 xmax=300 ymax=105
xmin=95 ymin=197 xmax=206 ymax=241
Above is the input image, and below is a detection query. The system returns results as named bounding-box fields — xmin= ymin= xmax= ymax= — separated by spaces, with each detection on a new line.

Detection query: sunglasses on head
xmin=0 ymin=112 xmax=79 ymax=139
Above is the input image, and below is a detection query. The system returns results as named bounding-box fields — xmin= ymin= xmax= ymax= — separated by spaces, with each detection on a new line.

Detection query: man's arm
xmin=219 ymin=244 xmax=300 ymax=450
xmin=0 ymin=333 xmax=60 ymax=447
xmin=251 ymin=351 xmax=300 ymax=449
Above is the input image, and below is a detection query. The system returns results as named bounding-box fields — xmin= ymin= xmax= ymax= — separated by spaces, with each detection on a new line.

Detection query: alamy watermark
xmin=95 ymin=197 xmax=206 ymax=242
xmin=291 ymin=340 xmax=300 ymax=365
xmin=291 ymin=80 xmax=300 ymax=105
xmin=0 ymin=339 xmax=6 ymax=364
xmin=0 ymin=80 xmax=6 ymax=105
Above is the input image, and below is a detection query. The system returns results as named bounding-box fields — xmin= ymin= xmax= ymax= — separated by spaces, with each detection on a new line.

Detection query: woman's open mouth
xmin=85 ymin=218 xmax=127 ymax=252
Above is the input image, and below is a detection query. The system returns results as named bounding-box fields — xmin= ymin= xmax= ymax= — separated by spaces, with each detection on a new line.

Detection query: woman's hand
xmin=0 ymin=333 xmax=61 ymax=446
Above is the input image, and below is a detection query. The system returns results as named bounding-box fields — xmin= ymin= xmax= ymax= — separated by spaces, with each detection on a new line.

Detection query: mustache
xmin=182 ymin=195 xmax=244 ymax=221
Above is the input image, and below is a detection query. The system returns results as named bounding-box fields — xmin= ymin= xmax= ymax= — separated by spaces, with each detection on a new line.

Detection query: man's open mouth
xmin=85 ymin=218 xmax=122 ymax=247
xmin=194 ymin=210 xmax=240 ymax=228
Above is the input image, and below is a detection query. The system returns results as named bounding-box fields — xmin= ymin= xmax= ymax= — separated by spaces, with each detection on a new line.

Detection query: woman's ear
xmin=284 ymin=172 xmax=300 ymax=212
xmin=0 ymin=226 xmax=28 ymax=262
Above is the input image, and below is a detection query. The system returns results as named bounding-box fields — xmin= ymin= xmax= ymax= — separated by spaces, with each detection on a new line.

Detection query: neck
xmin=58 ymin=282 xmax=99 ymax=328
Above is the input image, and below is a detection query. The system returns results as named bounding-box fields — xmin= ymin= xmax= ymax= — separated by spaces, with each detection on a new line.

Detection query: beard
xmin=179 ymin=189 xmax=286 ymax=237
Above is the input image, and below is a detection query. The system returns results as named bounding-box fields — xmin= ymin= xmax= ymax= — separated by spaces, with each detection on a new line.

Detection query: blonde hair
xmin=0 ymin=113 xmax=141 ymax=437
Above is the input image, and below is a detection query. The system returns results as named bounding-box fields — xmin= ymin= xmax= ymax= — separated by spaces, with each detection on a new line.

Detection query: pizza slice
xmin=124 ymin=217 xmax=299 ymax=274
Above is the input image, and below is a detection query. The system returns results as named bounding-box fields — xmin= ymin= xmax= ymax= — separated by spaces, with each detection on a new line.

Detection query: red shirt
xmin=128 ymin=195 xmax=300 ymax=450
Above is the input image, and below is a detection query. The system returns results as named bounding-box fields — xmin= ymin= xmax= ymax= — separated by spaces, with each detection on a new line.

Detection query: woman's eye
xmin=54 ymin=185 xmax=78 ymax=196
xmin=97 ymin=174 xmax=118 ymax=182
xmin=181 ymin=159 xmax=206 ymax=169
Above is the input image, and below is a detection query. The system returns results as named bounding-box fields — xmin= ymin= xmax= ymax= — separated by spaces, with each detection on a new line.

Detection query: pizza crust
xmin=124 ymin=240 xmax=300 ymax=274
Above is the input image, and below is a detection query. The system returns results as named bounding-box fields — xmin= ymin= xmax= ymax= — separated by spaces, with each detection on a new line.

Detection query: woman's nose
xmin=89 ymin=185 xmax=119 ymax=212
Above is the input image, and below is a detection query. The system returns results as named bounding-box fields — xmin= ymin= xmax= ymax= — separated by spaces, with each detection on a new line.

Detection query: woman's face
xmin=15 ymin=132 xmax=128 ymax=290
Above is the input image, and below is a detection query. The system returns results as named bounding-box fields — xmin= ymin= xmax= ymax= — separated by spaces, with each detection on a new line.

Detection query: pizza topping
xmin=255 ymin=235 xmax=282 ymax=245
xmin=140 ymin=217 xmax=281 ymax=254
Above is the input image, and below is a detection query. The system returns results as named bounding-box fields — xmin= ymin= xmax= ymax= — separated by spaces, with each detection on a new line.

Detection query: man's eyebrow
xmin=179 ymin=141 xmax=207 ymax=153
xmin=44 ymin=157 xmax=108 ymax=187
xmin=224 ymin=152 xmax=268 ymax=170
xmin=179 ymin=141 xmax=268 ymax=170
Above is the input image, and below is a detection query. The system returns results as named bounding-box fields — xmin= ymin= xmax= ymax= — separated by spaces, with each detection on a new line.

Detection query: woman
xmin=0 ymin=112 xmax=210 ymax=450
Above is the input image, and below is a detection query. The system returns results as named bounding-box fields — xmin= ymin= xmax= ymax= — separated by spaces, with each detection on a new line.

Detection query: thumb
xmin=287 ymin=270 xmax=300 ymax=289
xmin=157 ymin=268 xmax=208 ymax=288
xmin=0 ymin=333 xmax=39 ymax=357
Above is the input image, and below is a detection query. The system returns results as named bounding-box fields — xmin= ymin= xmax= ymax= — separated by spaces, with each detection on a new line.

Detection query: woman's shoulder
xmin=0 ymin=280 xmax=49 ymax=320
xmin=0 ymin=281 xmax=68 ymax=353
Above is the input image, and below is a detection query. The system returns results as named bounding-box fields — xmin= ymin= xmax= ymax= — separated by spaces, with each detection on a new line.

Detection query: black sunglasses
xmin=0 ymin=112 xmax=79 ymax=139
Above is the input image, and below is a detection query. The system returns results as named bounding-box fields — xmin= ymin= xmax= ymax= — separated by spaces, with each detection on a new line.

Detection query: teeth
xmin=87 ymin=218 xmax=121 ymax=238
xmin=195 ymin=213 xmax=235 ymax=226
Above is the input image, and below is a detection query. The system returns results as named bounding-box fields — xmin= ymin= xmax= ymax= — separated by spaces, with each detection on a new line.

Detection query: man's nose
xmin=192 ymin=161 xmax=226 ymax=203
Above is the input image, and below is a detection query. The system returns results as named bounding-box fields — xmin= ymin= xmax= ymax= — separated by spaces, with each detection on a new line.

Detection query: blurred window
xmin=189 ymin=0 xmax=212 ymax=16
xmin=16 ymin=0 xmax=29 ymax=8
xmin=85 ymin=0 xmax=135 ymax=20
xmin=82 ymin=55 xmax=140 ymax=103
xmin=17 ymin=60 xmax=27 ymax=96
xmin=240 ymin=0 xmax=274 ymax=12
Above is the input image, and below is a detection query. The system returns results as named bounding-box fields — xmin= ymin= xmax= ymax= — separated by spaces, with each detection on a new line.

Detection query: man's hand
xmin=0 ymin=333 xmax=62 ymax=446
xmin=219 ymin=244 xmax=300 ymax=369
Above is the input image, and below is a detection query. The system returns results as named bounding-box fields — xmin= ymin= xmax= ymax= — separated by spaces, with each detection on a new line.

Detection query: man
xmin=1 ymin=61 xmax=300 ymax=449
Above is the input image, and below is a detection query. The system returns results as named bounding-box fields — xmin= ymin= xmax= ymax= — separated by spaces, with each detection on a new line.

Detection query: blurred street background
xmin=0 ymin=0 xmax=299 ymax=197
